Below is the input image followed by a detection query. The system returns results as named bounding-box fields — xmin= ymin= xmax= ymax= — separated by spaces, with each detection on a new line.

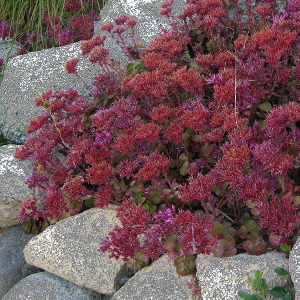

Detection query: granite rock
xmin=94 ymin=0 xmax=186 ymax=68
xmin=110 ymin=253 xmax=197 ymax=300
xmin=0 ymin=41 xmax=99 ymax=144
xmin=0 ymin=144 xmax=36 ymax=228
xmin=2 ymin=271 xmax=103 ymax=300
xmin=0 ymin=38 xmax=22 ymax=64
xmin=196 ymin=251 xmax=293 ymax=300
xmin=288 ymin=236 xmax=300 ymax=299
xmin=0 ymin=225 xmax=44 ymax=299
xmin=22 ymin=206 xmax=133 ymax=295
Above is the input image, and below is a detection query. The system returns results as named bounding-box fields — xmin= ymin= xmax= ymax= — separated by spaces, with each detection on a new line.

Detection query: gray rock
xmin=196 ymin=251 xmax=291 ymax=300
xmin=0 ymin=225 xmax=44 ymax=299
xmin=95 ymin=0 xmax=186 ymax=68
xmin=0 ymin=41 xmax=100 ymax=144
xmin=0 ymin=38 xmax=22 ymax=64
xmin=288 ymin=236 xmax=300 ymax=299
xmin=0 ymin=144 xmax=36 ymax=228
xmin=23 ymin=206 xmax=135 ymax=295
xmin=102 ymin=295 xmax=114 ymax=300
xmin=110 ymin=253 xmax=196 ymax=300
xmin=2 ymin=271 xmax=103 ymax=300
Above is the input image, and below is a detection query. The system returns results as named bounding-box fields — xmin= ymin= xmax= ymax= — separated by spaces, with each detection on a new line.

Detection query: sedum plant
xmin=14 ymin=0 xmax=300 ymax=295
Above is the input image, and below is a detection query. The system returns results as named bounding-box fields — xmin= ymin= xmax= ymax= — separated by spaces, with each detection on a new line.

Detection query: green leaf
xmin=255 ymin=271 xmax=263 ymax=280
xmin=179 ymin=153 xmax=187 ymax=161
xmin=274 ymin=267 xmax=289 ymax=276
xmin=271 ymin=287 xmax=288 ymax=297
xmin=261 ymin=278 xmax=268 ymax=288
xmin=180 ymin=165 xmax=188 ymax=176
xmin=252 ymin=295 xmax=263 ymax=300
xmin=257 ymin=23 xmax=268 ymax=30
xmin=212 ymin=185 xmax=220 ymax=192
xmin=283 ymin=294 xmax=292 ymax=300
xmin=279 ymin=244 xmax=291 ymax=252
xmin=237 ymin=291 xmax=256 ymax=300
xmin=102 ymin=94 xmax=110 ymax=107
xmin=150 ymin=205 xmax=157 ymax=214
xmin=247 ymin=276 xmax=253 ymax=286
xmin=152 ymin=196 xmax=162 ymax=204
xmin=84 ymin=197 xmax=95 ymax=208
xmin=206 ymin=39 xmax=219 ymax=53
xmin=245 ymin=220 xmax=260 ymax=234
xmin=133 ymin=191 xmax=144 ymax=204
xmin=170 ymin=198 xmax=178 ymax=204
xmin=182 ymin=131 xmax=190 ymax=140
xmin=183 ymin=139 xmax=189 ymax=148
xmin=258 ymin=121 xmax=265 ymax=130
xmin=258 ymin=102 xmax=272 ymax=112
xmin=190 ymin=61 xmax=199 ymax=69
xmin=190 ymin=29 xmax=198 ymax=36
xmin=260 ymin=279 xmax=268 ymax=296
xmin=129 ymin=184 xmax=139 ymax=192
xmin=126 ymin=63 xmax=134 ymax=75
xmin=201 ymin=146 xmax=210 ymax=157
xmin=125 ymin=60 xmax=147 ymax=74
xmin=253 ymin=278 xmax=262 ymax=290
xmin=194 ymin=134 xmax=201 ymax=142
xmin=262 ymin=284 xmax=269 ymax=295
xmin=143 ymin=202 xmax=157 ymax=214
xmin=289 ymin=80 xmax=300 ymax=87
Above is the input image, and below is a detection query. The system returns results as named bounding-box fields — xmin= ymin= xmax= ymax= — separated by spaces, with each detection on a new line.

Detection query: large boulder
xmin=0 ymin=41 xmax=99 ymax=144
xmin=0 ymin=38 xmax=22 ymax=64
xmin=110 ymin=253 xmax=196 ymax=300
xmin=2 ymin=271 xmax=103 ymax=300
xmin=0 ymin=144 xmax=36 ymax=228
xmin=0 ymin=225 xmax=44 ymax=299
xmin=288 ymin=236 xmax=300 ymax=299
xmin=23 ymin=206 xmax=134 ymax=295
xmin=94 ymin=0 xmax=185 ymax=67
xmin=196 ymin=251 xmax=292 ymax=300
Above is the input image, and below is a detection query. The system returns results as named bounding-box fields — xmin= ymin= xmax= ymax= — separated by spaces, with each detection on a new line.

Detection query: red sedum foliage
xmin=15 ymin=0 xmax=300 ymax=280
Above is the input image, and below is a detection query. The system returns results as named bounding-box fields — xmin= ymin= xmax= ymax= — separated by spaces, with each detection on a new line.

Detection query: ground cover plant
xmin=13 ymin=0 xmax=300 ymax=297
